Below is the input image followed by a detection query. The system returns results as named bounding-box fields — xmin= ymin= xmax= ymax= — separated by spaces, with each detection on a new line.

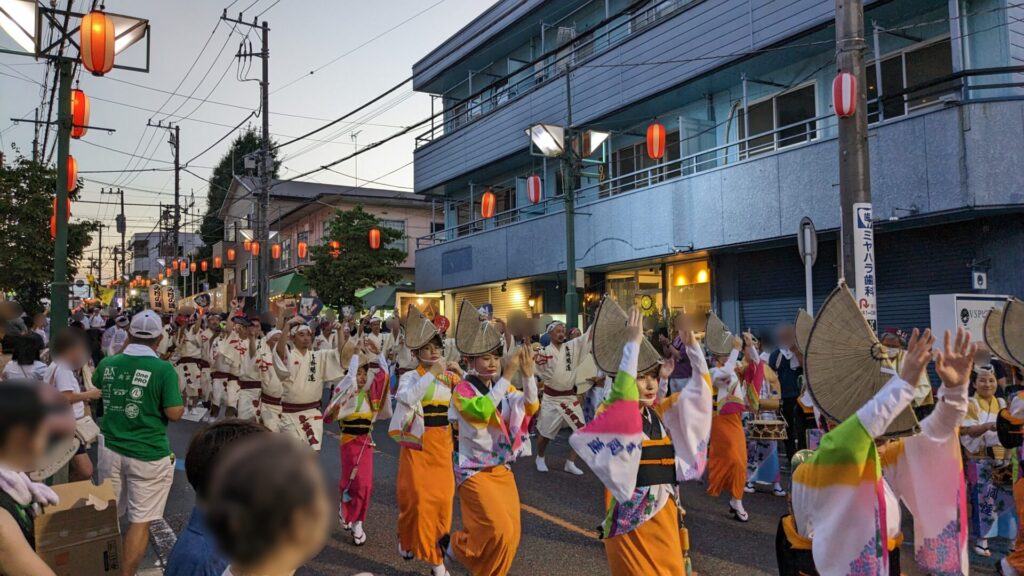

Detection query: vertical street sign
xmin=852 ymin=203 xmax=877 ymax=330
xmin=797 ymin=217 xmax=817 ymax=314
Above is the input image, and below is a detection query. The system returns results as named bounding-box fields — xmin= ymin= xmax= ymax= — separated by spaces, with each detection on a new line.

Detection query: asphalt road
xmin=153 ymin=418 xmax=1004 ymax=576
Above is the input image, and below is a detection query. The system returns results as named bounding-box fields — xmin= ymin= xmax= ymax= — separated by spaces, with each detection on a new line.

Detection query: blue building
xmin=411 ymin=0 xmax=1024 ymax=336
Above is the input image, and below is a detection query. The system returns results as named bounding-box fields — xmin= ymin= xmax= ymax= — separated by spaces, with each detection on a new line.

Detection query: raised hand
xmin=659 ymin=356 xmax=676 ymax=380
xmin=502 ymin=348 xmax=522 ymax=381
xmin=625 ymin=306 xmax=643 ymax=345
xmin=732 ymin=335 xmax=743 ymax=350
xmin=898 ymin=328 xmax=934 ymax=385
xmin=934 ymin=327 xmax=976 ymax=388
xmin=519 ymin=346 xmax=535 ymax=379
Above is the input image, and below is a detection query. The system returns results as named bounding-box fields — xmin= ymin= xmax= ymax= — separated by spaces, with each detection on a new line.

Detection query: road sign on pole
xmin=798 ymin=217 xmax=817 ymax=314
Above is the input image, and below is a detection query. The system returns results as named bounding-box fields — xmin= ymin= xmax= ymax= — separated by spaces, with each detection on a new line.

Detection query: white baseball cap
xmin=130 ymin=310 xmax=163 ymax=338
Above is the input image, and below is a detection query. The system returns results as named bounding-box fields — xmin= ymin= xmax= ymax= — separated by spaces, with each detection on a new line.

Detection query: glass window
xmin=867 ymin=56 xmax=906 ymax=121
xmin=379 ymin=219 xmax=407 ymax=252
xmin=905 ymin=39 xmax=954 ymax=109
xmin=738 ymin=99 xmax=775 ymax=157
xmin=133 ymin=240 xmax=148 ymax=258
xmin=776 ymin=85 xmax=817 ymax=147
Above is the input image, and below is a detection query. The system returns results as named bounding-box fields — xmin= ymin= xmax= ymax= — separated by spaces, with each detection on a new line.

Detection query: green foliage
xmin=305 ymin=205 xmax=406 ymax=310
xmin=0 ymin=149 xmax=99 ymax=315
xmin=197 ymin=127 xmax=279 ymax=285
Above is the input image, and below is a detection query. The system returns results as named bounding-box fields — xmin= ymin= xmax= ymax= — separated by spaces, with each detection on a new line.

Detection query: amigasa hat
xmin=454 ymin=299 xmax=502 ymax=356
xmin=403 ymin=303 xmax=440 ymax=350
xmin=704 ymin=310 xmax=734 ymax=356
xmin=590 ymin=295 xmax=661 ymax=375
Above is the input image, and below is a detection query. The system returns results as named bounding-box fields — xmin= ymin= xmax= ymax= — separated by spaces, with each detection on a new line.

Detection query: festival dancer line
xmin=440 ymin=300 xmax=538 ymax=576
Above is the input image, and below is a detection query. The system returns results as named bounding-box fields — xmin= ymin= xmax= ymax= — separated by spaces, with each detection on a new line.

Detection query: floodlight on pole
xmin=0 ymin=0 xmax=35 ymax=52
xmin=527 ymin=124 xmax=565 ymax=157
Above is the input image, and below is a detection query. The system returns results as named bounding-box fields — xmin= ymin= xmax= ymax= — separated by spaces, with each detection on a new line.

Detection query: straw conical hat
xmin=591 ymin=295 xmax=662 ymax=375
xmin=1002 ymin=298 xmax=1024 ymax=367
xmin=704 ymin=311 xmax=734 ymax=356
xmin=805 ymin=281 xmax=919 ymax=437
xmin=454 ymin=299 xmax=502 ymax=356
xmin=403 ymin=303 xmax=439 ymax=350
xmin=984 ymin=307 xmax=1016 ymax=367
xmin=795 ymin=309 xmax=813 ymax=354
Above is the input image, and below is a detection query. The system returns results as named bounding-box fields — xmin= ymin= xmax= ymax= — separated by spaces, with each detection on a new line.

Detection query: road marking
xmin=148 ymin=517 xmax=177 ymax=566
xmin=520 ymin=502 xmax=596 ymax=539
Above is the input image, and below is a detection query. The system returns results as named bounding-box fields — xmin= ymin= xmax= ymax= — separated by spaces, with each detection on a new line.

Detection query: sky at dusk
xmin=0 ymin=0 xmax=493 ymax=279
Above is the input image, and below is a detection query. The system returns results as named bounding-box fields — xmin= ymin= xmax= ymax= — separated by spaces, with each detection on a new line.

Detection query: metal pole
xmin=836 ymin=0 xmax=877 ymax=328
xmin=803 ymin=226 xmax=814 ymax=315
xmin=563 ymin=71 xmax=579 ymax=329
xmin=258 ymin=20 xmax=271 ymax=314
xmin=51 ymin=59 xmax=72 ymax=338
xmin=872 ymin=23 xmax=884 ymax=122
xmin=119 ymin=188 xmax=125 ymax=299
xmin=741 ymin=74 xmax=749 ymax=160
xmin=97 ymin=225 xmax=103 ymax=286
xmin=173 ymin=124 xmax=181 ymax=267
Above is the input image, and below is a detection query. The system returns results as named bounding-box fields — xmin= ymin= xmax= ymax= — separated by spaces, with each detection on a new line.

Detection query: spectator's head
xmin=975 ymin=344 xmax=994 ymax=367
xmin=128 ymin=310 xmax=164 ymax=350
xmin=774 ymin=323 xmax=796 ymax=350
xmin=206 ymin=435 xmax=330 ymax=573
xmin=10 ymin=334 xmax=43 ymax=366
xmin=31 ymin=313 xmax=47 ymax=329
xmin=546 ymin=321 xmax=566 ymax=346
xmin=976 ymin=368 xmax=998 ymax=398
xmin=50 ymin=329 xmax=90 ymax=370
xmin=0 ymin=382 xmax=51 ymax=472
xmin=185 ymin=419 xmax=268 ymax=504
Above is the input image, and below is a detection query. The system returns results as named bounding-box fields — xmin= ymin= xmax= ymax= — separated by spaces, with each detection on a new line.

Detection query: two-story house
xmin=411 ymin=0 xmax=1024 ymax=334
xmin=215 ymin=177 xmax=443 ymax=312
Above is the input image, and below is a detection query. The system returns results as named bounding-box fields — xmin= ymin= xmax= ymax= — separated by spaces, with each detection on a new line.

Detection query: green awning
xmin=362 ymin=282 xmax=415 ymax=309
xmin=269 ymin=272 xmax=307 ymax=297
xmin=355 ymin=287 xmax=375 ymax=298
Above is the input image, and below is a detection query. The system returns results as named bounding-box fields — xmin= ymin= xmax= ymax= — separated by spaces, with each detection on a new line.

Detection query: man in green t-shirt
xmin=93 ymin=309 xmax=184 ymax=576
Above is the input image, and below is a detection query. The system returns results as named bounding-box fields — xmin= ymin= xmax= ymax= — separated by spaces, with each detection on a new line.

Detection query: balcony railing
xmin=415 ymin=0 xmax=701 ymax=148
xmin=416 ymin=66 xmax=1023 ymax=248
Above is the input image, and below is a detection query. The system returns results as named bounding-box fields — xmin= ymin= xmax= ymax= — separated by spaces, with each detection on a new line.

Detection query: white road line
xmin=149 ymin=517 xmax=178 ymax=569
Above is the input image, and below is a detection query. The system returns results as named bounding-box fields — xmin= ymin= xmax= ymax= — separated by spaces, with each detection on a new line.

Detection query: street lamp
xmin=0 ymin=0 xmax=150 ymax=339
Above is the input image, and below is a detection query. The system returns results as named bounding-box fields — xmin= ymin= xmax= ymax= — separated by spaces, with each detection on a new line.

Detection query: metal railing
xmin=415 ymin=66 xmax=1023 ymax=248
xmin=415 ymin=0 xmax=701 ymax=148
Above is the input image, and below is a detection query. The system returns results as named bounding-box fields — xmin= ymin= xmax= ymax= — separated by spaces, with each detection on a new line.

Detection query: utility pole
xmin=51 ymin=60 xmax=72 ymax=336
xmin=835 ymin=0 xmax=877 ymax=329
xmin=351 ymin=130 xmax=361 ymax=186
xmin=102 ymin=187 xmax=126 ymax=306
xmin=148 ymin=121 xmax=181 ymax=267
xmin=97 ymin=225 xmax=103 ymax=285
xmin=224 ymin=9 xmax=271 ymax=313
xmin=562 ymin=71 xmax=579 ymax=329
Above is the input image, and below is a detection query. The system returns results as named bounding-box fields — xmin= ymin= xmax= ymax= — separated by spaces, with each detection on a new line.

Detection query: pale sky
xmin=0 ymin=0 xmax=493 ymax=279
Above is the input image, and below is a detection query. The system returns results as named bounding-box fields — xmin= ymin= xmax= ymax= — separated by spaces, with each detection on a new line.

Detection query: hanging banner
xmin=852 ymin=202 xmax=877 ymax=330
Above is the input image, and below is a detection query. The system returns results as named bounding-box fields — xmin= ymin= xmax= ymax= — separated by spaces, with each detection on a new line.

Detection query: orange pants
xmin=1004 ymin=478 xmax=1024 ymax=572
xmin=707 ymin=412 xmax=747 ymax=499
xmin=452 ymin=465 xmax=521 ymax=576
xmin=397 ymin=427 xmax=454 ymax=565
xmin=604 ymin=497 xmax=685 ymax=576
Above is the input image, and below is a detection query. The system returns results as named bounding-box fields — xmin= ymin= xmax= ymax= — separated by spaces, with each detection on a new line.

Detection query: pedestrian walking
xmin=93 ymin=310 xmax=184 ymax=576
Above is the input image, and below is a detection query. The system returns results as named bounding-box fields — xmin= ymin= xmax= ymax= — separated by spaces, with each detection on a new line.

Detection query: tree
xmin=0 ymin=149 xmax=99 ymax=315
xmin=305 ymin=206 xmax=406 ymax=310
xmin=196 ymin=127 xmax=279 ymax=284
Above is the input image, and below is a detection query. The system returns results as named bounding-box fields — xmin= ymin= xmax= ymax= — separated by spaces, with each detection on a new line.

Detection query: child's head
xmin=185 ymin=419 xmax=268 ymax=504
xmin=637 ymin=367 xmax=660 ymax=407
xmin=415 ymin=337 xmax=444 ymax=366
xmin=51 ymin=329 xmax=89 ymax=369
xmin=0 ymin=383 xmax=50 ymax=471
xmin=207 ymin=435 xmax=330 ymax=572
xmin=975 ymin=369 xmax=998 ymax=398
xmin=468 ymin=350 xmax=502 ymax=379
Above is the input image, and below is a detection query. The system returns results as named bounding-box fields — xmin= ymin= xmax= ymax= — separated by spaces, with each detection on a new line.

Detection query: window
xmin=281 ymin=238 xmax=292 ymax=270
xmin=867 ymin=38 xmax=954 ymax=122
xmin=133 ymin=239 xmax=148 ymax=258
xmin=738 ymin=84 xmax=817 ymax=157
xmin=379 ymin=219 xmax=407 ymax=252
xmin=608 ymin=130 xmax=681 ymax=195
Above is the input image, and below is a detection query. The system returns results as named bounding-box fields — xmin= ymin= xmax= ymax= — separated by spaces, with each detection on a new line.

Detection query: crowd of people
xmin=1 ymin=292 xmax=1023 ymax=576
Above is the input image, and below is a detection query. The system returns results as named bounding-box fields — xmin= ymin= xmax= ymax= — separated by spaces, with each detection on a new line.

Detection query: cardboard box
xmin=35 ymin=480 xmax=122 ymax=576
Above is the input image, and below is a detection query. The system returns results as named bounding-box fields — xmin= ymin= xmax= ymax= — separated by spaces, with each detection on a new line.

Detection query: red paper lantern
xmin=157 ymin=273 xmax=164 ymax=281
xmin=214 ymin=256 xmax=223 ymax=269
xmin=297 ymin=241 xmax=308 ymax=259
xmin=179 ymin=260 xmax=187 ymax=273
xmin=243 ymin=238 xmax=252 ymax=252
xmin=166 ymin=267 xmax=172 ymax=277
xmin=135 ymin=275 xmax=142 ymax=282
xmin=201 ymin=260 xmax=209 ymax=272
xmin=329 ymin=240 xmax=341 ymax=258
xmin=80 ymin=11 xmax=115 ymax=76
xmin=480 ymin=190 xmax=496 ymax=219
xmin=833 ymin=72 xmax=857 ymax=118
xmin=646 ymin=122 xmax=666 ymax=159
xmin=226 ymin=248 xmax=236 ymax=262
xmin=189 ymin=262 xmax=197 ymax=273
xmin=250 ymin=241 xmax=260 ymax=256
xmin=271 ymin=243 xmax=281 ymax=260
xmin=50 ymin=197 xmax=72 ymax=239
xmin=368 ymin=227 xmax=381 ymax=250
xmin=70 ymin=89 xmax=90 ymax=139
xmin=526 ymin=175 xmax=542 ymax=205
xmin=67 ymin=155 xmax=78 ymax=191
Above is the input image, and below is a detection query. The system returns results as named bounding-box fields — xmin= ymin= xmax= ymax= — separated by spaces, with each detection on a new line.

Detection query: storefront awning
xmin=362 ymin=282 xmax=415 ymax=309
xmin=269 ymin=272 xmax=307 ymax=297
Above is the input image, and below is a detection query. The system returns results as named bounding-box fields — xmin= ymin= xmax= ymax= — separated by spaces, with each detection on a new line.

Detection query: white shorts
xmin=260 ymin=401 xmax=282 ymax=433
xmin=279 ymin=409 xmax=324 ymax=451
xmin=176 ymin=362 xmax=203 ymax=397
xmin=236 ymin=387 xmax=262 ymax=421
xmin=211 ymin=377 xmax=240 ymax=409
xmin=537 ymin=395 xmax=585 ymax=440
xmin=103 ymin=447 xmax=174 ymax=524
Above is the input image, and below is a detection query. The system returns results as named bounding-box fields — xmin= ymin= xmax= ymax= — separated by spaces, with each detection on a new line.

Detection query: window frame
xmin=738 ymin=80 xmax=819 ymax=158
xmin=866 ymin=34 xmax=953 ymax=124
